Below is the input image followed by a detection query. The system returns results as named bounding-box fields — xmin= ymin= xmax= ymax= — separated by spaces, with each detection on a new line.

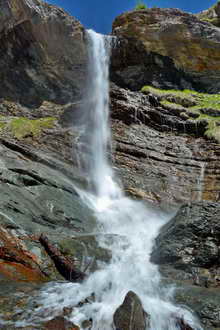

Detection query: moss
xmin=142 ymin=85 xmax=220 ymax=112
xmin=190 ymin=93 xmax=220 ymax=111
xmin=0 ymin=116 xmax=56 ymax=139
xmin=160 ymin=100 xmax=186 ymax=111
xmin=141 ymin=85 xmax=196 ymax=107
xmin=141 ymin=85 xmax=220 ymax=142
xmin=0 ymin=122 xmax=6 ymax=130
xmin=196 ymin=114 xmax=220 ymax=142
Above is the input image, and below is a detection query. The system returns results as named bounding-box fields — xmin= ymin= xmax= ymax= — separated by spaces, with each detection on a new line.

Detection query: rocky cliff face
xmin=111 ymin=8 xmax=220 ymax=92
xmin=197 ymin=1 xmax=220 ymax=27
xmin=111 ymin=84 xmax=220 ymax=205
xmin=0 ymin=0 xmax=220 ymax=329
xmin=0 ymin=0 xmax=86 ymax=107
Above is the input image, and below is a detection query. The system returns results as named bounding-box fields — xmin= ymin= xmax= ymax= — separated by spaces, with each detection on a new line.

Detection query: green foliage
xmin=141 ymin=85 xmax=220 ymax=142
xmin=135 ymin=2 xmax=147 ymax=10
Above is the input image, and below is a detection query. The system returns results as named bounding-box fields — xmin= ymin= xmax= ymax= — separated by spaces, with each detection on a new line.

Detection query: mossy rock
xmin=141 ymin=85 xmax=220 ymax=143
xmin=141 ymin=85 xmax=197 ymax=107
xmin=0 ymin=116 xmax=56 ymax=139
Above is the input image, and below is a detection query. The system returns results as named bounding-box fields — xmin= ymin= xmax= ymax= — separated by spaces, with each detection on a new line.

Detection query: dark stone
xmin=151 ymin=202 xmax=220 ymax=269
xmin=0 ymin=0 xmax=86 ymax=107
xmin=113 ymin=291 xmax=149 ymax=330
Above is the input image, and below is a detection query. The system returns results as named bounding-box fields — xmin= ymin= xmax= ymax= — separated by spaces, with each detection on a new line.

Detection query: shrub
xmin=135 ymin=2 xmax=147 ymax=10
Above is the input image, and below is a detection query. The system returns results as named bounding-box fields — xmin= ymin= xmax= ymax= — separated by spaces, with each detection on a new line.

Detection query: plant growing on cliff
xmin=135 ymin=2 xmax=147 ymax=10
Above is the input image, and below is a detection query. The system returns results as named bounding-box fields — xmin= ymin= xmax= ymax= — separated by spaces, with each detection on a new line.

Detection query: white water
xmin=17 ymin=30 xmax=202 ymax=330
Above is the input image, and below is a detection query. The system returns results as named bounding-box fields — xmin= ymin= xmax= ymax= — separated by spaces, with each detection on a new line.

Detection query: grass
xmin=141 ymin=85 xmax=196 ymax=107
xmin=141 ymin=85 xmax=220 ymax=142
xmin=197 ymin=114 xmax=220 ymax=142
xmin=0 ymin=117 xmax=56 ymax=139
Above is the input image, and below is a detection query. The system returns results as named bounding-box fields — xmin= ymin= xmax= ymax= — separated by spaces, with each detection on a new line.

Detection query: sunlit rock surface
xmin=197 ymin=1 xmax=220 ymax=28
xmin=111 ymin=8 xmax=220 ymax=92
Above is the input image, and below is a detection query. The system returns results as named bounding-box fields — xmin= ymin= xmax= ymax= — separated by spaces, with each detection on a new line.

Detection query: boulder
xmin=113 ymin=291 xmax=149 ymax=330
xmin=151 ymin=202 xmax=220 ymax=269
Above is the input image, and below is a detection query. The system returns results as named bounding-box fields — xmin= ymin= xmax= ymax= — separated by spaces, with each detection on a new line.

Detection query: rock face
xmin=113 ymin=291 xmax=149 ymax=330
xmin=111 ymin=8 xmax=220 ymax=92
xmin=152 ymin=202 xmax=220 ymax=269
xmin=111 ymin=84 xmax=220 ymax=205
xmin=197 ymin=1 xmax=220 ymax=28
xmin=0 ymin=0 xmax=86 ymax=107
xmin=152 ymin=202 xmax=220 ymax=329
xmin=0 ymin=0 xmax=220 ymax=329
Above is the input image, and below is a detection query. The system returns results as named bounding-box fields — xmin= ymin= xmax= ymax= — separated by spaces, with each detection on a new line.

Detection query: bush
xmin=135 ymin=2 xmax=147 ymax=10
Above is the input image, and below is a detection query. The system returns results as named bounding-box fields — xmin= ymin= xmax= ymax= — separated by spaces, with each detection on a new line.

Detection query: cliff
xmin=0 ymin=0 xmax=86 ymax=106
xmin=0 ymin=0 xmax=219 ymax=329
xmin=111 ymin=7 xmax=220 ymax=93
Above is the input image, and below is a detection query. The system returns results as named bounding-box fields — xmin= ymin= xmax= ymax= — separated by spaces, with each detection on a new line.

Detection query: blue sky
xmin=46 ymin=0 xmax=217 ymax=33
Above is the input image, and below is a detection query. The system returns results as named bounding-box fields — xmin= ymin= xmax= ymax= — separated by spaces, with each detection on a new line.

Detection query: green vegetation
xmin=135 ymin=2 xmax=147 ymax=10
xmin=141 ymin=85 xmax=220 ymax=142
xmin=0 ymin=116 xmax=56 ymax=139
xmin=197 ymin=114 xmax=220 ymax=142
xmin=141 ymin=86 xmax=196 ymax=107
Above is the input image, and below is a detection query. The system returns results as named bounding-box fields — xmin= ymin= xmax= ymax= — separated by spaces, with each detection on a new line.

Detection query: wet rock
xmin=44 ymin=316 xmax=79 ymax=330
xmin=174 ymin=282 xmax=220 ymax=329
xmin=151 ymin=202 xmax=220 ymax=269
xmin=113 ymin=291 xmax=149 ymax=330
xmin=39 ymin=234 xmax=86 ymax=282
xmin=58 ymin=234 xmax=111 ymax=273
xmin=0 ymin=226 xmax=48 ymax=282
xmin=176 ymin=318 xmax=194 ymax=330
xmin=152 ymin=202 xmax=220 ymax=328
xmin=112 ymin=8 xmax=220 ymax=92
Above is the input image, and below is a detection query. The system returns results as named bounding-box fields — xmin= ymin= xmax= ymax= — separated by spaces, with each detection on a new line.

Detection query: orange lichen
xmin=0 ymin=227 xmax=47 ymax=282
xmin=0 ymin=261 xmax=46 ymax=282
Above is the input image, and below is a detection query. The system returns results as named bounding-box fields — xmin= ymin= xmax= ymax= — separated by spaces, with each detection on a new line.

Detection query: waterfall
xmin=21 ymin=30 xmax=203 ymax=330
xmin=84 ymin=30 xmax=121 ymax=205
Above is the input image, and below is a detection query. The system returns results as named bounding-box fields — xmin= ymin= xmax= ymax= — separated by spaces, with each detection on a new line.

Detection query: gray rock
xmin=151 ymin=202 xmax=220 ymax=269
xmin=0 ymin=0 xmax=86 ymax=107
xmin=152 ymin=202 xmax=220 ymax=329
xmin=113 ymin=291 xmax=149 ymax=330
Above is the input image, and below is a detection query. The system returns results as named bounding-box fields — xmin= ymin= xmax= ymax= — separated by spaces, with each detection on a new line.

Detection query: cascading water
xmin=80 ymin=30 xmax=121 ymax=209
xmin=18 ymin=30 xmax=203 ymax=330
